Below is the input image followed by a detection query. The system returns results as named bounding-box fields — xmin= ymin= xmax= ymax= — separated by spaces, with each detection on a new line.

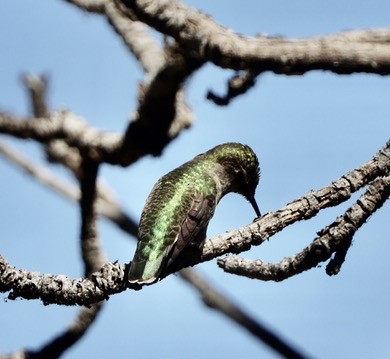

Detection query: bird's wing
xmin=165 ymin=191 xmax=215 ymax=268
xmin=128 ymin=183 xmax=215 ymax=285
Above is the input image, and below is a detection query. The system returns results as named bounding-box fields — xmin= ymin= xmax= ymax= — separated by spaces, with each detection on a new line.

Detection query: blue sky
xmin=1 ymin=1 xmax=389 ymax=358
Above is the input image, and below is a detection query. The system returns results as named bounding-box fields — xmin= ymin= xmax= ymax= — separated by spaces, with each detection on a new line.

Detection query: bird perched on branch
xmin=127 ymin=142 xmax=261 ymax=285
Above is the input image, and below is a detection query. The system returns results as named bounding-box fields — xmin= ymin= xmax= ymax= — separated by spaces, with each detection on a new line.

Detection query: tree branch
xmin=1 ymin=139 xmax=310 ymax=356
xmin=179 ymin=269 xmax=310 ymax=359
xmin=218 ymin=175 xmax=390 ymax=280
xmin=0 ymin=95 xmax=198 ymax=166
xmin=0 ymin=111 xmax=122 ymax=163
xmin=65 ymin=0 xmax=163 ymax=74
xmin=63 ymin=0 xmax=200 ymax=160
xmin=0 ymin=139 xmax=135 ymax=239
xmin=25 ymin=306 xmax=103 ymax=359
xmin=121 ymin=51 xmax=202 ymax=157
xmin=104 ymin=3 xmax=164 ymax=75
xmin=64 ymin=0 xmax=105 ymax=12
xmin=1 ymin=72 xmax=197 ymax=168
xmin=0 ymin=141 xmax=132 ymax=306
xmin=207 ymin=70 xmax=261 ymax=106
xmin=2 ymin=141 xmax=388 ymax=305
xmin=23 ymin=157 xmax=107 ymax=357
xmin=166 ymin=140 xmax=390 ymax=274
xmin=21 ymin=74 xmax=49 ymax=117
xmin=117 ymin=0 xmax=390 ymax=75
xmin=4 ymin=3 xmax=387 ymax=357
xmin=78 ymin=159 xmax=106 ymax=275
xmin=0 ymin=256 xmax=125 ymax=305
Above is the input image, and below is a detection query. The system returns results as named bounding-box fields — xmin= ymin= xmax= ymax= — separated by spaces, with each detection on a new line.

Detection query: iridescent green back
xmin=128 ymin=156 xmax=217 ymax=284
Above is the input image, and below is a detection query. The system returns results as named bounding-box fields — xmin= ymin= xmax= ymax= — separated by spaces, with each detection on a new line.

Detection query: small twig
xmin=64 ymin=0 xmax=105 ymax=12
xmin=0 ymin=140 xmax=138 ymax=237
xmin=0 ymin=139 xmax=77 ymax=200
xmin=207 ymin=70 xmax=261 ymax=106
xmin=179 ymin=269 xmax=311 ymax=359
xmin=218 ymin=175 xmax=390 ymax=281
xmin=325 ymin=236 xmax=353 ymax=276
xmin=20 ymin=73 xmax=49 ymax=117
xmin=21 ymin=73 xmax=85 ymax=174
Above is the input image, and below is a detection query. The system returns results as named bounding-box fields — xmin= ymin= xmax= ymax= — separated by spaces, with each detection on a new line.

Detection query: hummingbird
xmin=127 ymin=142 xmax=261 ymax=285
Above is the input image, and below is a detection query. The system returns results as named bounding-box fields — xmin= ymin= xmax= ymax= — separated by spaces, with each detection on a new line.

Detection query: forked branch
xmin=1 ymin=141 xmax=388 ymax=304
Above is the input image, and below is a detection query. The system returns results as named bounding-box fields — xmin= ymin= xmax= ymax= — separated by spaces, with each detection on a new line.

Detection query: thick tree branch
xmin=2 ymin=141 xmax=388 ymax=304
xmin=3 ymin=67 xmax=198 ymax=168
xmin=65 ymin=0 xmax=162 ymax=74
xmin=0 ymin=112 xmax=122 ymax=163
xmin=121 ymin=52 xmax=202 ymax=157
xmin=0 ymin=256 xmax=125 ymax=305
xmin=218 ymin=175 xmax=390 ymax=280
xmin=0 ymin=96 xmax=199 ymax=166
xmin=104 ymin=6 xmax=200 ymax=150
xmin=105 ymin=2 xmax=200 ymax=150
xmin=63 ymin=0 xmax=200 ymax=160
xmin=104 ymin=3 xmax=164 ymax=75
xmin=117 ymin=0 xmax=390 ymax=75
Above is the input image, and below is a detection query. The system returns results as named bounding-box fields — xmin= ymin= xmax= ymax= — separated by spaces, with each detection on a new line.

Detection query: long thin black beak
xmin=249 ymin=196 xmax=261 ymax=217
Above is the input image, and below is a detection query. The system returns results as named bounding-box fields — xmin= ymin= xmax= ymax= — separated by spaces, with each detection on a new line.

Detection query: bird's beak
xmin=248 ymin=196 xmax=261 ymax=217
